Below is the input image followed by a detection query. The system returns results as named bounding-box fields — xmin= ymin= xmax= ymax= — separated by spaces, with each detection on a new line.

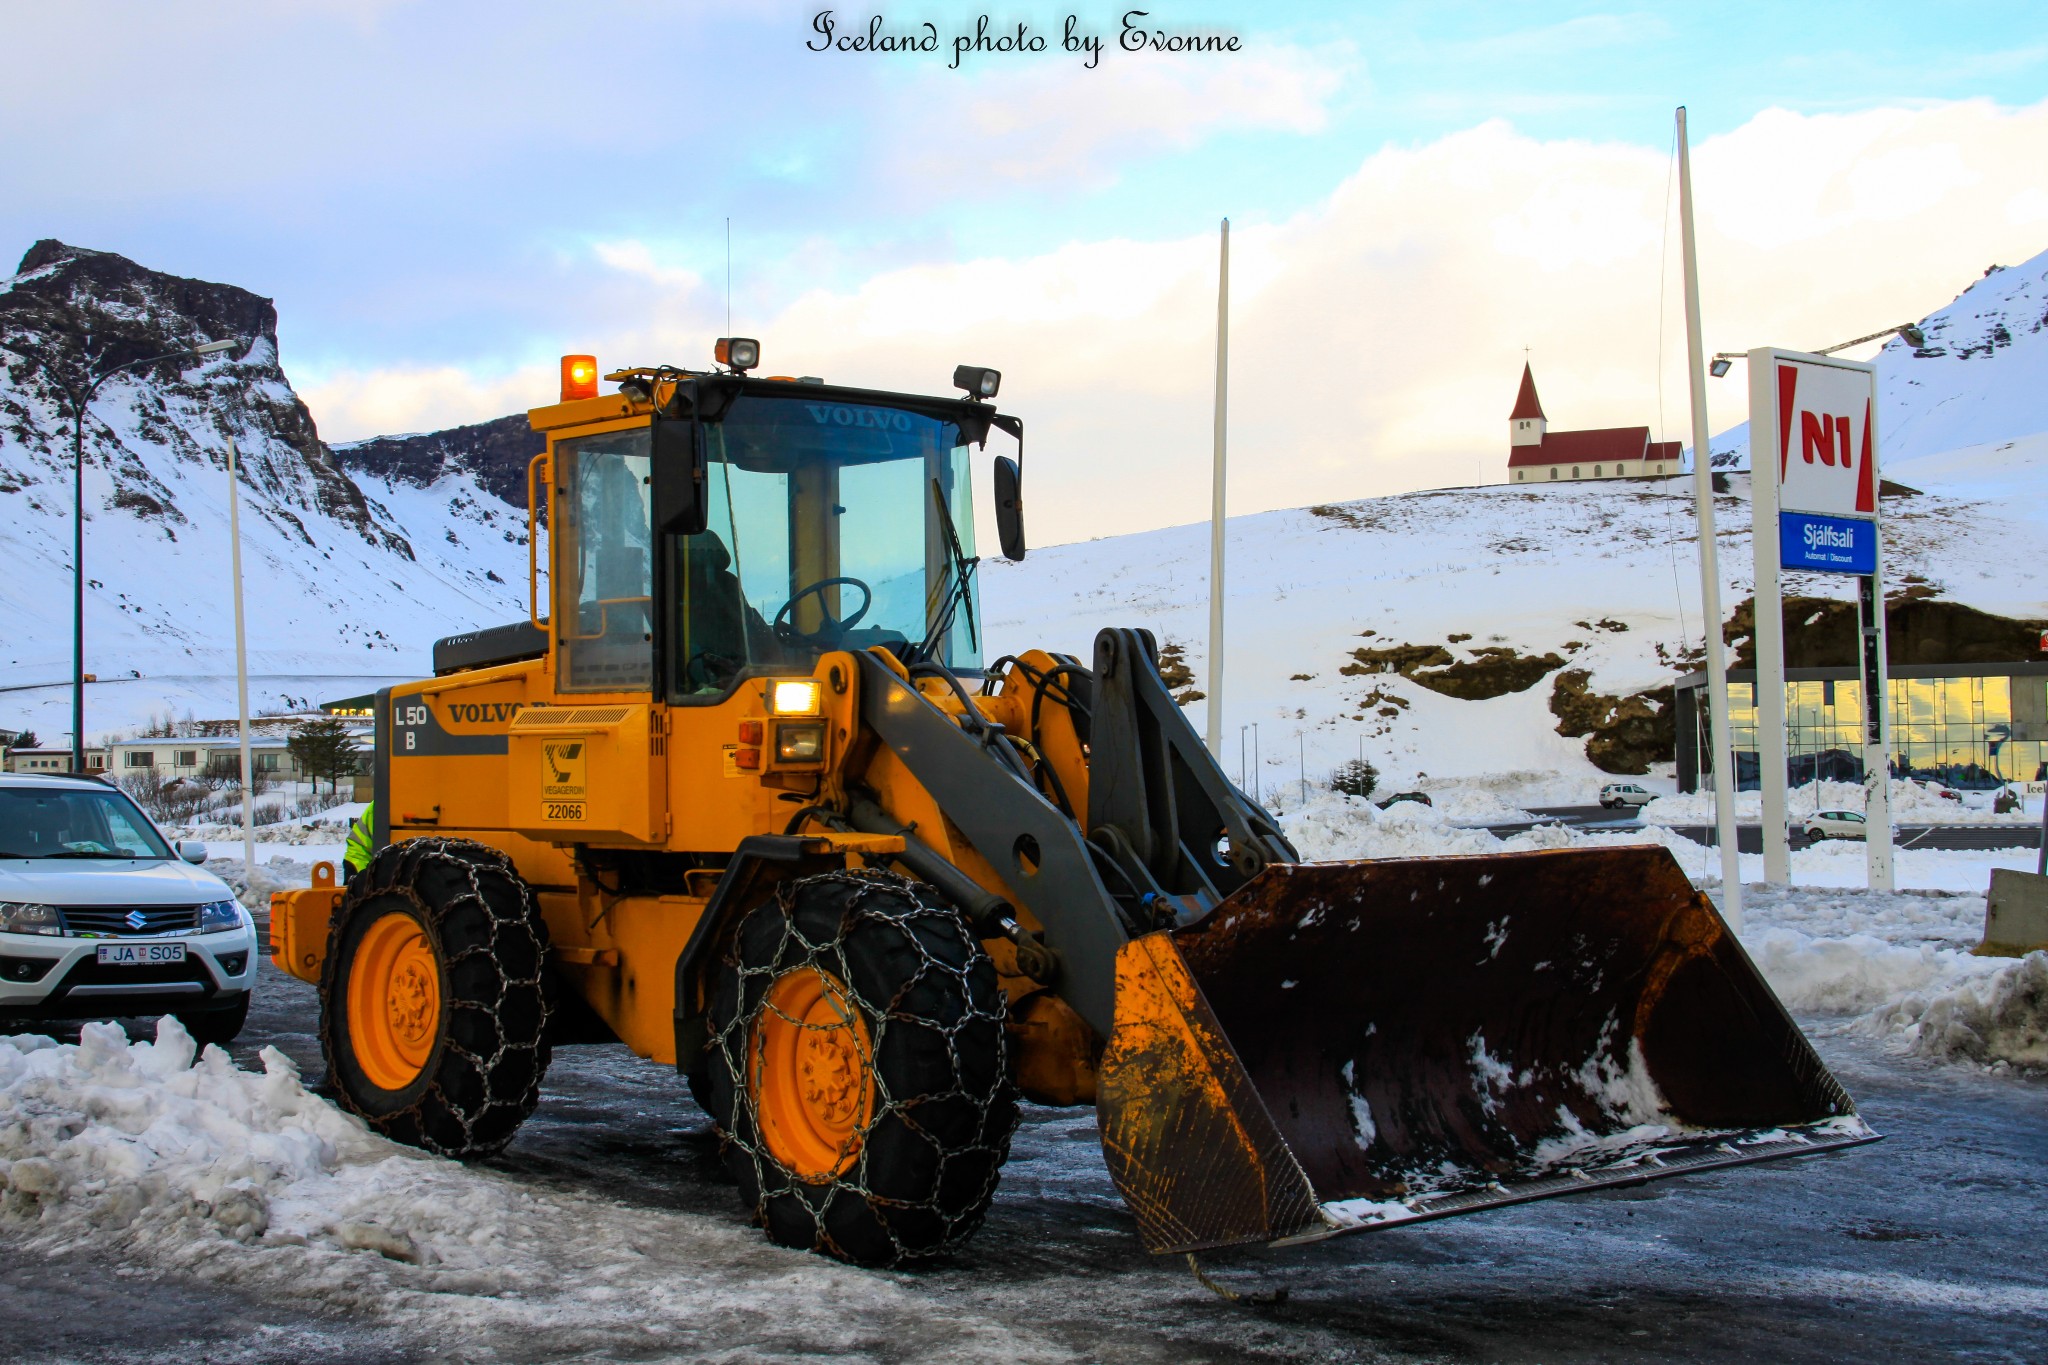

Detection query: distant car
xmin=1803 ymin=809 xmax=1868 ymax=841
xmin=1599 ymin=783 xmax=1654 ymax=809
xmin=1377 ymin=791 xmax=1432 ymax=809
xmin=0 ymin=773 xmax=255 ymax=1045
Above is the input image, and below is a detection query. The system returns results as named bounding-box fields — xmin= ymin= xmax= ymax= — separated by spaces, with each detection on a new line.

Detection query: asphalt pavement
xmin=4 ymin=962 xmax=2047 ymax=1363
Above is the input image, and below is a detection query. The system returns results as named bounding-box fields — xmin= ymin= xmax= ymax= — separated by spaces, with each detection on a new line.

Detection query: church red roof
xmin=1509 ymin=363 xmax=1546 ymax=421
xmin=1507 ymin=426 xmax=1653 ymax=468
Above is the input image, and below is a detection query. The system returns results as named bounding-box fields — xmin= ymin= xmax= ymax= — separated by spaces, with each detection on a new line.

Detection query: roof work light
xmin=952 ymin=365 xmax=1001 ymax=399
xmin=716 ymin=337 xmax=760 ymax=372
xmin=560 ymin=354 xmax=599 ymax=401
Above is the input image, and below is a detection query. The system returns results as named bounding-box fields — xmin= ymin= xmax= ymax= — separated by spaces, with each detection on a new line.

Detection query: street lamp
xmin=1710 ymin=323 xmax=1926 ymax=379
xmin=35 ymin=336 xmax=244 ymax=773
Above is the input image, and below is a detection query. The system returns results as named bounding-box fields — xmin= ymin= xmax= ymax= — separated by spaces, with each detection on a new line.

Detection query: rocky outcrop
xmin=0 ymin=240 xmax=411 ymax=559
xmin=336 ymin=413 xmax=538 ymax=512
xmin=1341 ymin=639 xmax=1566 ymax=700
xmin=1723 ymin=593 xmax=2048 ymax=670
xmin=1550 ymin=671 xmax=1675 ymax=775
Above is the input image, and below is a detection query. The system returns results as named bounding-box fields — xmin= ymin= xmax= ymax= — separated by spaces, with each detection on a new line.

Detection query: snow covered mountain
xmin=1700 ymin=244 xmax=2048 ymax=471
xmin=0 ymin=242 xmax=528 ymax=741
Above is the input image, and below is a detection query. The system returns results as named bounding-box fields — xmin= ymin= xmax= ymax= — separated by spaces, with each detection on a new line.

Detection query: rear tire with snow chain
xmin=706 ymin=869 xmax=1017 ymax=1266
xmin=319 ymin=837 xmax=553 ymax=1157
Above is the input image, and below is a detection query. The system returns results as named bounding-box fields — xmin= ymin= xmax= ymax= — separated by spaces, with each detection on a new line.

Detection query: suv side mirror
xmin=652 ymin=417 xmax=708 ymax=536
xmin=993 ymin=455 xmax=1026 ymax=561
xmin=177 ymin=840 xmax=207 ymax=864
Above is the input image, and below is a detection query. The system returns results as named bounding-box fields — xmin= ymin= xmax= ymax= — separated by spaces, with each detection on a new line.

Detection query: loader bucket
xmin=1095 ymin=846 xmax=1877 ymax=1254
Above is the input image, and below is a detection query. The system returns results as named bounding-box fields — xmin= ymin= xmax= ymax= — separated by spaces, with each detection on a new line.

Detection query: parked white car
xmin=1803 ymin=809 xmax=1868 ymax=841
xmin=1599 ymin=783 xmax=1655 ymax=809
xmin=0 ymin=772 xmax=256 ymax=1044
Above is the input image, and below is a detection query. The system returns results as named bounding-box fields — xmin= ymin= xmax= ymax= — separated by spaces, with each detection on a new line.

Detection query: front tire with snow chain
xmin=706 ymin=869 xmax=1017 ymax=1266
xmin=319 ymin=837 xmax=553 ymax=1157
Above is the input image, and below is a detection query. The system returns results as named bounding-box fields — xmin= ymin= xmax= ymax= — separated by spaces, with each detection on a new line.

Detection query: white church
xmin=1507 ymin=364 xmax=1682 ymax=483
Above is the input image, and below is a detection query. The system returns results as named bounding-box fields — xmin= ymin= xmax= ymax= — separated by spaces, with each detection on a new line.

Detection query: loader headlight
xmin=0 ymin=902 xmax=64 ymax=937
xmin=770 ymin=679 xmax=822 ymax=716
xmin=775 ymin=722 xmax=827 ymax=764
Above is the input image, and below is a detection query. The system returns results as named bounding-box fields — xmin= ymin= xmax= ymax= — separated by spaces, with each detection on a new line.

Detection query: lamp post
xmin=39 ymin=337 xmax=241 ymax=774
xmin=1709 ymin=324 xmax=1924 ymax=378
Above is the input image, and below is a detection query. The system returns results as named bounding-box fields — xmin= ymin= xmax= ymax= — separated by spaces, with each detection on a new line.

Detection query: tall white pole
xmin=1677 ymin=107 xmax=1743 ymax=930
xmin=1863 ymin=505 xmax=1895 ymax=892
xmin=228 ymin=434 xmax=255 ymax=880
xmin=1748 ymin=347 xmax=1792 ymax=884
xmin=1206 ymin=217 xmax=1229 ymax=759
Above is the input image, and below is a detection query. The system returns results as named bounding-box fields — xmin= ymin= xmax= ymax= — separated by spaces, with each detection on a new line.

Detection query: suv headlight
xmin=0 ymin=902 xmax=65 ymax=936
xmin=197 ymin=899 xmax=245 ymax=934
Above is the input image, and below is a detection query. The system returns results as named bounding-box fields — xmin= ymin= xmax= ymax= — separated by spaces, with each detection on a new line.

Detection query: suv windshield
xmin=552 ymin=390 xmax=984 ymax=698
xmin=0 ymin=786 xmax=172 ymax=859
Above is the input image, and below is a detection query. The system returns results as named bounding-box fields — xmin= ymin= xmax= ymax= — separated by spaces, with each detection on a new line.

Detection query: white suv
xmin=0 ymin=773 xmax=256 ymax=1045
xmin=1599 ymin=783 xmax=1655 ymax=809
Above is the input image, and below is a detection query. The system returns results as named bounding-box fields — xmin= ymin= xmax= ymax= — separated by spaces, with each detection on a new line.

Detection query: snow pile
xmin=1859 ymin=953 xmax=2048 ymax=1069
xmin=0 ymin=1020 xmax=417 ymax=1255
xmin=1642 ymin=779 xmax=2035 ymax=827
xmin=0 ymin=1019 xmax=1064 ymax=1359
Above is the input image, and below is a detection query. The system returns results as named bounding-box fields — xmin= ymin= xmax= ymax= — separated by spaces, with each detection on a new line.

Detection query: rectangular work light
xmin=770 ymin=679 xmax=822 ymax=716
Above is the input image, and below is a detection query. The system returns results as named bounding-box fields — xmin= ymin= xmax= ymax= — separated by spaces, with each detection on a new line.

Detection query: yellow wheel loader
xmin=270 ymin=345 xmax=1875 ymax=1266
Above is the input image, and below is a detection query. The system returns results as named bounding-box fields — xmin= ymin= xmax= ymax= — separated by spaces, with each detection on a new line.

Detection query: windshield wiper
xmin=32 ymin=849 xmax=139 ymax=859
xmin=914 ymin=477 xmax=979 ymax=666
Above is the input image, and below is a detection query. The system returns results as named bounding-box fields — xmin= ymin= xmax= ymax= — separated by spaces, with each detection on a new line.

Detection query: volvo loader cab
xmin=271 ymin=340 xmax=1875 ymax=1269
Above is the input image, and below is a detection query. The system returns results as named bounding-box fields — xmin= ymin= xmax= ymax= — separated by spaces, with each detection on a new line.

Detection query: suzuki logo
xmin=125 ymin=909 xmax=148 ymax=930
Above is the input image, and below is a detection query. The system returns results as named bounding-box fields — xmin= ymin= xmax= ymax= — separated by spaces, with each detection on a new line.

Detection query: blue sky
xmin=4 ymin=1 xmax=2045 ymax=540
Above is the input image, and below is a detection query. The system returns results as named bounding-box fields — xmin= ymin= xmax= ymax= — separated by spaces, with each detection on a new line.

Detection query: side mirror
xmin=993 ymin=455 xmax=1026 ymax=561
xmin=651 ymin=417 xmax=708 ymax=536
xmin=177 ymin=840 xmax=208 ymax=865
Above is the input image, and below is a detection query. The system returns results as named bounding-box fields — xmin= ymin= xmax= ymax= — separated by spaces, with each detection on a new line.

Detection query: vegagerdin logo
xmin=805 ymin=10 xmax=1243 ymax=70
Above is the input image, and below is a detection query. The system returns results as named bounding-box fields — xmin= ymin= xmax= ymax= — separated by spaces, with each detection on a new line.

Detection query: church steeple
xmin=1509 ymin=363 xmax=1546 ymax=448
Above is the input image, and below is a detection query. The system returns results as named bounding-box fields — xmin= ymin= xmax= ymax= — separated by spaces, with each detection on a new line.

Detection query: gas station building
xmin=1675 ymin=662 xmax=2048 ymax=793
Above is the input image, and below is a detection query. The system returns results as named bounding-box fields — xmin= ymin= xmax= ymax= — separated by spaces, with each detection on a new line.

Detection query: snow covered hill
xmin=1701 ymin=244 xmax=2048 ymax=471
xmin=0 ymin=242 xmax=529 ymax=740
xmin=980 ymin=451 xmax=2048 ymax=797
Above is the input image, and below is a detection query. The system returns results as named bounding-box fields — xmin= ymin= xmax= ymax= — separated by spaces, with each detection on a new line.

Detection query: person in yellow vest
xmin=343 ymin=802 xmax=376 ymax=883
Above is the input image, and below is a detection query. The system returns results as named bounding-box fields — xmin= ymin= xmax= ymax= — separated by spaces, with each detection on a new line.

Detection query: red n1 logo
xmin=1799 ymin=412 xmax=1853 ymax=468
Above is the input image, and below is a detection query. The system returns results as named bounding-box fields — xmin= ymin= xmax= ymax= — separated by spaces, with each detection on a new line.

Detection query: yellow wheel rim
xmin=750 ymin=966 xmax=874 ymax=1181
xmin=347 ymin=911 xmax=442 ymax=1091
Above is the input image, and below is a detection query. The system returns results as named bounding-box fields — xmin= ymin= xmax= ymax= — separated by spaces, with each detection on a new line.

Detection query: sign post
xmin=1747 ymin=347 xmax=1891 ymax=890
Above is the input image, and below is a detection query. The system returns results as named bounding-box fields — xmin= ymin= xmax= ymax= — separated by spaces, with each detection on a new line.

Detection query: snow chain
xmin=712 ymin=869 xmax=1016 ymax=1264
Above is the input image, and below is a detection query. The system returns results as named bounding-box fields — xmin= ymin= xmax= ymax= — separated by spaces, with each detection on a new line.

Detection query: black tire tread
xmin=705 ymin=869 xmax=1016 ymax=1267
xmin=318 ymin=837 xmax=552 ymax=1157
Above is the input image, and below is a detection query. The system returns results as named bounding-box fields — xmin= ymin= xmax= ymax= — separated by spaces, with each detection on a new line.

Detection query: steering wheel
xmin=772 ymin=576 xmax=874 ymax=646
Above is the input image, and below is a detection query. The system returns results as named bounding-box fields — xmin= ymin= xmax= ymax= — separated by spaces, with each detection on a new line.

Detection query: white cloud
xmin=304 ymin=98 xmax=2048 ymax=548
xmin=894 ymin=43 xmax=1350 ymax=187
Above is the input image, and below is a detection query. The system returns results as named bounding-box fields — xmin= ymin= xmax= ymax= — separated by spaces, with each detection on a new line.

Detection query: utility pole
xmin=1206 ymin=217 xmax=1229 ymax=760
xmin=227 ymin=432 xmax=255 ymax=879
xmin=1677 ymin=106 xmax=1743 ymax=929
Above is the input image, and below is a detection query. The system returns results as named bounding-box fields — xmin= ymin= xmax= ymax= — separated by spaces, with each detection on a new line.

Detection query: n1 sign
xmin=1771 ymin=356 xmax=1878 ymax=519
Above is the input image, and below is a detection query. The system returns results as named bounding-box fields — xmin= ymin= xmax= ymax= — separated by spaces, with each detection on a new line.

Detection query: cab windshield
xmin=552 ymin=392 xmax=983 ymax=698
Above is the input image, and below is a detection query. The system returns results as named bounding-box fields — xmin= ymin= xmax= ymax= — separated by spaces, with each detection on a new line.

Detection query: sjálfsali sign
xmin=1780 ymin=510 xmax=1876 ymax=574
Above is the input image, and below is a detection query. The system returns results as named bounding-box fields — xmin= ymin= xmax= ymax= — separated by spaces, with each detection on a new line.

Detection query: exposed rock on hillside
xmin=0 ymin=240 xmax=407 ymax=558
xmin=1342 ymin=639 xmax=1565 ymax=700
xmin=335 ymin=413 xmax=538 ymax=513
xmin=1722 ymin=594 xmax=2048 ymax=670
xmin=1550 ymin=670 xmax=1674 ymax=775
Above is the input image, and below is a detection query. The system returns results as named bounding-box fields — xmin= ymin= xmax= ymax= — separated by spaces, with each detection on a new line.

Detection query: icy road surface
xmin=1 ymin=957 xmax=2043 ymax=1365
